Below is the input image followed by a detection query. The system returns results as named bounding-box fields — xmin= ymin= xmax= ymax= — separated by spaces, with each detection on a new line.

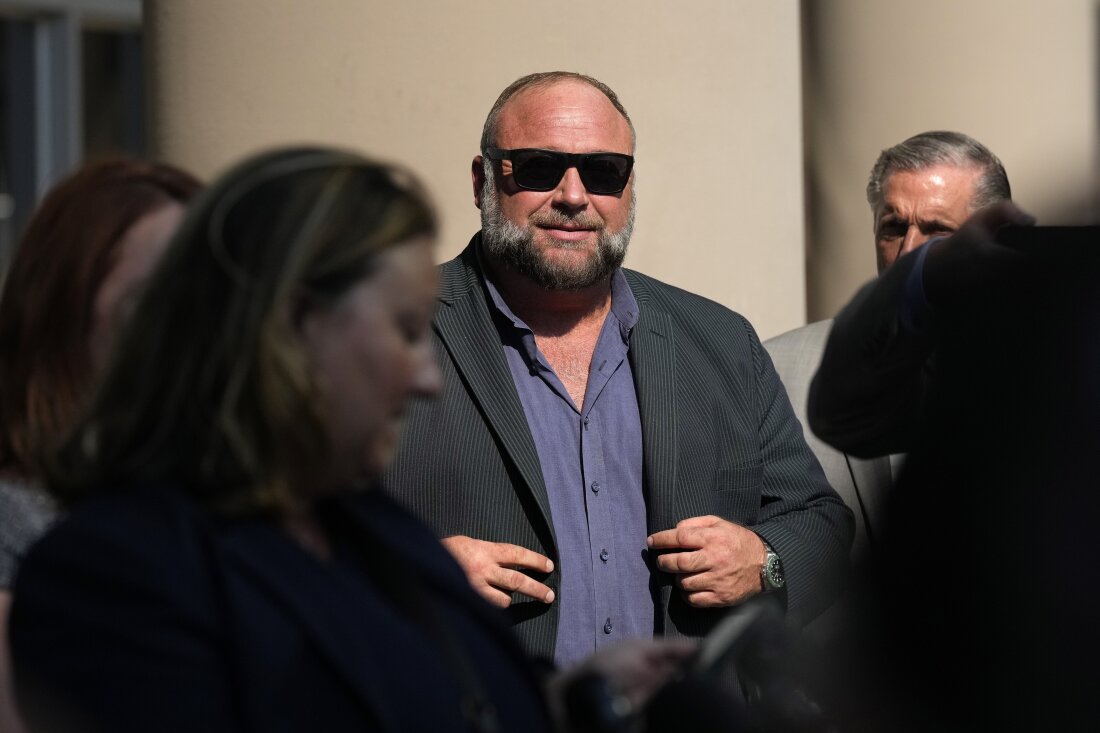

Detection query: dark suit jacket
xmin=385 ymin=237 xmax=854 ymax=660
xmin=9 ymin=485 xmax=551 ymax=733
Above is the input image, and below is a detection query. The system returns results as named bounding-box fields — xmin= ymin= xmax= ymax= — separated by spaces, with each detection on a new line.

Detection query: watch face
xmin=766 ymin=555 xmax=785 ymax=589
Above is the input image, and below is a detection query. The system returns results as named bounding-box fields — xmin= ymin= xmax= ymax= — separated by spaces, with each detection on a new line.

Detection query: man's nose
xmin=901 ymin=226 xmax=931 ymax=256
xmin=553 ymin=166 xmax=589 ymax=211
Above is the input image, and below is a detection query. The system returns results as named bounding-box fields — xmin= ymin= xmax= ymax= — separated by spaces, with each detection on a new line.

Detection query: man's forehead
xmin=496 ymin=80 xmax=631 ymax=147
xmin=503 ymin=78 xmax=606 ymax=112
xmin=884 ymin=164 xmax=981 ymax=193
xmin=879 ymin=165 xmax=981 ymax=211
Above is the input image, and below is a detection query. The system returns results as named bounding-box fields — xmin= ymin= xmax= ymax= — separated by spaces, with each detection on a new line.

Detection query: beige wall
xmin=149 ymin=1 xmax=1100 ymax=332
xmin=803 ymin=0 xmax=1100 ymax=320
xmin=146 ymin=0 xmax=807 ymax=339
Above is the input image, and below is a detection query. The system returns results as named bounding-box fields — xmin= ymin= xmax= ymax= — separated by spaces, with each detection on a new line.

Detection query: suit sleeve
xmin=746 ymin=322 xmax=855 ymax=626
xmin=807 ymin=250 xmax=937 ymax=459
xmin=9 ymin=509 xmax=238 ymax=733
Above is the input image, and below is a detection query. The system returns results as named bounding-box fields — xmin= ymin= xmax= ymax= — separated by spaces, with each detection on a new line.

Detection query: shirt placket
xmin=581 ymin=355 xmax=621 ymax=649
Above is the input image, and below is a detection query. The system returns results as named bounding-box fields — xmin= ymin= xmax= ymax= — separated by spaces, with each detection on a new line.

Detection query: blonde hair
xmin=49 ymin=147 xmax=437 ymax=516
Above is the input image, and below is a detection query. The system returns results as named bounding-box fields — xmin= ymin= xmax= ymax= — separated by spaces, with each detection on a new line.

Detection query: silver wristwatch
xmin=760 ymin=541 xmax=785 ymax=592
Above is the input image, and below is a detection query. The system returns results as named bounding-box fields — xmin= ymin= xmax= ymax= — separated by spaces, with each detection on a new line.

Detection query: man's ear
xmin=472 ymin=156 xmax=486 ymax=210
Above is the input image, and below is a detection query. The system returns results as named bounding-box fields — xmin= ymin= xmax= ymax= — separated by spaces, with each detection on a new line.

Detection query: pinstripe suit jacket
xmin=385 ymin=237 xmax=854 ymax=661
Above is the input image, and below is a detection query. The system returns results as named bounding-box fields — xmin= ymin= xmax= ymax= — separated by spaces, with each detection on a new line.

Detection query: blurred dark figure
xmin=7 ymin=147 xmax=704 ymax=733
xmin=0 ymin=158 xmax=201 ymax=733
xmin=807 ymin=205 xmax=1100 ymax=730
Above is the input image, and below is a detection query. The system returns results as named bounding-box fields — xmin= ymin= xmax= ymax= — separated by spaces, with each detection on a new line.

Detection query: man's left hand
xmin=647 ymin=515 xmax=766 ymax=607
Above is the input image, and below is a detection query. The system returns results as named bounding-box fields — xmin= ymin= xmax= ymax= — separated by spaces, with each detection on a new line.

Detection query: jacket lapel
xmin=434 ymin=238 xmax=555 ymax=539
xmin=623 ymin=271 xmax=680 ymax=534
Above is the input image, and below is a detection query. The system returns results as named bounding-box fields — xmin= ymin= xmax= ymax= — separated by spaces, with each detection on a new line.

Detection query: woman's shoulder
xmin=41 ymin=481 xmax=196 ymax=535
xmin=0 ymin=477 xmax=58 ymax=588
xmin=14 ymin=483 xmax=214 ymax=596
xmin=0 ymin=477 xmax=56 ymax=535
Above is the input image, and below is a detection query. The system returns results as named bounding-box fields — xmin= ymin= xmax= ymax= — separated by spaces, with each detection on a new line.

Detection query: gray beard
xmin=479 ymin=165 xmax=635 ymax=291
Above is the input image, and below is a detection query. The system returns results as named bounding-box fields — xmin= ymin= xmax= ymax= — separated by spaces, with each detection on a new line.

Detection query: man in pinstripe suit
xmin=385 ymin=71 xmax=853 ymax=669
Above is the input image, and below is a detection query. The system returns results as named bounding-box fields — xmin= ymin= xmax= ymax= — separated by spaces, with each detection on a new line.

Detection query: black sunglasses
xmin=483 ymin=147 xmax=634 ymax=195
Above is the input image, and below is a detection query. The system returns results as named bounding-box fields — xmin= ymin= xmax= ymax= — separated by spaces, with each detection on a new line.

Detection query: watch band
xmin=760 ymin=540 xmax=785 ymax=592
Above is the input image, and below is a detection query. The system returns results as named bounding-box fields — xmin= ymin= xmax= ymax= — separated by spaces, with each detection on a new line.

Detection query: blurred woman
xmin=0 ymin=158 xmax=201 ymax=733
xmin=8 ymin=147 xmax=694 ymax=732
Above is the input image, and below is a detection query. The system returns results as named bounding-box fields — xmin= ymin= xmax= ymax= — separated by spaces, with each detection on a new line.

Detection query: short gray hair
xmin=866 ymin=130 xmax=1010 ymax=212
xmin=479 ymin=71 xmax=636 ymax=153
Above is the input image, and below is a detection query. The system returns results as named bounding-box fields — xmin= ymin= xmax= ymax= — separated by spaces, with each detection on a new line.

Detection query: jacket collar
xmin=434 ymin=235 xmax=555 ymax=541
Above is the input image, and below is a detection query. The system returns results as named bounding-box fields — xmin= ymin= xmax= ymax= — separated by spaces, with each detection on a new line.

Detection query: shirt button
xmin=583 ymin=416 xmax=590 ymax=427
xmin=600 ymin=548 xmax=609 ymax=562
xmin=590 ymin=482 xmax=600 ymax=494
xmin=603 ymin=618 xmax=613 ymax=634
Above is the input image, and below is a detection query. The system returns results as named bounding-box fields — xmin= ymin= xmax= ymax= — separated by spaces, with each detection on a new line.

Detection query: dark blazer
xmin=385 ymin=237 xmax=854 ymax=660
xmin=9 ymin=485 xmax=551 ymax=733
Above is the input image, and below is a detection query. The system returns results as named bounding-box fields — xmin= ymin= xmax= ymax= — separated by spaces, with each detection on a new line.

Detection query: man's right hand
xmin=441 ymin=535 xmax=556 ymax=608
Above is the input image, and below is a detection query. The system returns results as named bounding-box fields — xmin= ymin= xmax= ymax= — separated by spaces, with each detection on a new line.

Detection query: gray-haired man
xmin=765 ymin=130 xmax=1010 ymax=556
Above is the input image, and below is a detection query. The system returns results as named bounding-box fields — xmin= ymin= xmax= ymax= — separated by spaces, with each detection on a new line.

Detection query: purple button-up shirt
xmin=483 ymin=267 xmax=653 ymax=668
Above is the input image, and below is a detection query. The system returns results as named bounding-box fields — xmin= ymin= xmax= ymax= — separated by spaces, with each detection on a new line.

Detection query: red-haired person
xmin=0 ymin=158 xmax=202 ymax=733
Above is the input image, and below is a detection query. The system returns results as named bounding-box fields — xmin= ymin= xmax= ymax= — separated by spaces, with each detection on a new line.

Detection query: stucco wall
xmin=803 ymin=0 xmax=1100 ymax=320
xmin=146 ymin=0 xmax=807 ymax=339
